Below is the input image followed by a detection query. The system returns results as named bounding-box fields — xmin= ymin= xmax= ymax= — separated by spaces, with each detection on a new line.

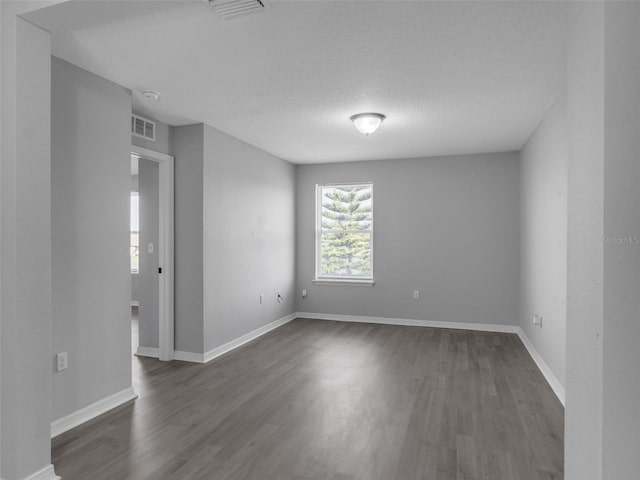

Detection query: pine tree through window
xmin=316 ymin=183 xmax=373 ymax=281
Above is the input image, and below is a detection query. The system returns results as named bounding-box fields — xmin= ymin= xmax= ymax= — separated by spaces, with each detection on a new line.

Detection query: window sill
xmin=313 ymin=278 xmax=375 ymax=286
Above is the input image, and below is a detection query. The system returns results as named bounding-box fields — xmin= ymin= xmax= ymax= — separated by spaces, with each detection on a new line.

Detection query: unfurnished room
xmin=1 ymin=1 xmax=639 ymax=480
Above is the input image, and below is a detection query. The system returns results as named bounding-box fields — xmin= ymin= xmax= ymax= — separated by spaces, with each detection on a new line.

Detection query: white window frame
xmin=314 ymin=182 xmax=375 ymax=286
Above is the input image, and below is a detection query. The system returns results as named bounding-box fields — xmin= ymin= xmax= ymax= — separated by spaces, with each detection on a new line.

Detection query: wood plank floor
xmin=52 ymin=319 xmax=564 ymax=480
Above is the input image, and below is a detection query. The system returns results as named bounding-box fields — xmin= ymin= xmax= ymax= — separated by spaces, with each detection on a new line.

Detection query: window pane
xmin=130 ymin=193 xmax=139 ymax=273
xmin=321 ymin=185 xmax=372 ymax=231
xmin=321 ymin=232 xmax=371 ymax=277
xmin=130 ymin=193 xmax=139 ymax=232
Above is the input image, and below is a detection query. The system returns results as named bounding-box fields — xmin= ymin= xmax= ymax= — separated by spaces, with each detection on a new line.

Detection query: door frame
xmin=131 ymin=145 xmax=175 ymax=361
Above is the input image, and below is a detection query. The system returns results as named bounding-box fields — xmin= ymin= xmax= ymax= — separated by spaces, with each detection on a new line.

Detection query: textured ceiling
xmin=26 ymin=0 xmax=567 ymax=164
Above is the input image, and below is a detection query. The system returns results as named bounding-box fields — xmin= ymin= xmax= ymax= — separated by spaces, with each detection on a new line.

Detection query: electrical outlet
xmin=413 ymin=290 xmax=420 ymax=300
xmin=56 ymin=352 xmax=68 ymax=372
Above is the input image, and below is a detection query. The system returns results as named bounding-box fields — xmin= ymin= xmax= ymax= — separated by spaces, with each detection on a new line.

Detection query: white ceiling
xmin=26 ymin=0 xmax=567 ymax=164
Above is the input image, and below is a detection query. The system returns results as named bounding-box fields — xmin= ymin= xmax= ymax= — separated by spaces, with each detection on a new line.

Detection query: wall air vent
xmin=207 ymin=0 xmax=267 ymax=19
xmin=131 ymin=114 xmax=155 ymax=142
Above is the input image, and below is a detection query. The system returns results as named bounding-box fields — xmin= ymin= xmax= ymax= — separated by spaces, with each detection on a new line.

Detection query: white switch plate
xmin=56 ymin=352 xmax=68 ymax=372
xmin=259 ymin=294 xmax=263 ymax=304
xmin=302 ymin=289 xmax=307 ymax=299
xmin=413 ymin=290 xmax=420 ymax=299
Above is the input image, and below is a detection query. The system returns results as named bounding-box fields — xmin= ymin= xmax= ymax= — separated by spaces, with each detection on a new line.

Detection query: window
xmin=130 ymin=192 xmax=139 ymax=273
xmin=316 ymin=183 xmax=374 ymax=284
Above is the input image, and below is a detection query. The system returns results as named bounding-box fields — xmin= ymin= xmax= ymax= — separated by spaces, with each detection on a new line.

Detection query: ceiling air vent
xmin=207 ymin=0 xmax=267 ymax=19
xmin=131 ymin=114 xmax=155 ymax=142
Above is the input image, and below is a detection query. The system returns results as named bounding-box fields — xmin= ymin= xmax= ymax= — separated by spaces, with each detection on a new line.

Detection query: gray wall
xmin=51 ymin=57 xmax=132 ymax=420
xmin=601 ymin=3 xmax=640 ymax=478
xmin=173 ymin=124 xmax=205 ymax=353
xmin=519 ymin=98 xmax=568 ymax=389
xmin=202 ymin=125 xmax=296 ymax=352
xmin=173 ymin=123 xmax=297 ymax=354
xmin=295 ymin=154 xmax=520 ymax=325
xmin=566 ymin=3 xmax=605 ymax=478
xmin=0 ymin=11 xmax=53 ymax=479
xmin=138 ymin=159 xmax=160 ymax=349
xmin=565 ymin=4 xmax=640 ymax=478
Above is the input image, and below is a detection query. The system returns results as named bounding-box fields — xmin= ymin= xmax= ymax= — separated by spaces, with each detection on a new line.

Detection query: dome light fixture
xmin=142 ymin=89 xmax=160 ymax=101
xmin=350 ymin=112 xmax=385 ymax=136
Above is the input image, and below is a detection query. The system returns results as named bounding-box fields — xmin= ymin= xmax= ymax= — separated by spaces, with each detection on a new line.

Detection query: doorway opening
xmin=130 ymin=146 xmax=175 ymax=361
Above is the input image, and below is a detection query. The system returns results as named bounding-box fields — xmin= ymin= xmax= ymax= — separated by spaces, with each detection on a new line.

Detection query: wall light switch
xmin=302 ymin=289 xmax=307 ymax=299
xmin=413 ymin=290 xmax=420 ymax=300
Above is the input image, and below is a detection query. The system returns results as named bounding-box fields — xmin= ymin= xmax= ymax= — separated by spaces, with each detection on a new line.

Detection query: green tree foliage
xmin=320 ymin=185 xmax=372 ymax=276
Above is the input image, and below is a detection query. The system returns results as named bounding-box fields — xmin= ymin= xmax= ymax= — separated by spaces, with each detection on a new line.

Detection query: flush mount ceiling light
xmin=142 ymin=90 xmax=160 ymax=101
xmin=350 ymin=112 xmax=385 ymax=136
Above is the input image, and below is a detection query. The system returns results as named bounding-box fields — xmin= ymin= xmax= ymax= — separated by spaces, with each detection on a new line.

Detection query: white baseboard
xmin=516 ymin=328 xmax=566 ymax=406
xmin=8 ymin=464 xmax=61 ymax=480
xmin=51 ymin=386 xmax=138 ymax=438
xmin=173 ymin=349 xmax=205 ymax=363
xmin=204 ymin=313 xmax=296 ymax=363
xmin=295 ymin=312 xmax=519 ymax=334
xmin=173 ymin=313 xmax=297 ymax=364
xmin=135 ymin=346 xmax=159 ymax=358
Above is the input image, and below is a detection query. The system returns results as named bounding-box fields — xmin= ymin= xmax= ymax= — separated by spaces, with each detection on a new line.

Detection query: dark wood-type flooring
xmin=52 ymin=318 xmax=564 ymax=480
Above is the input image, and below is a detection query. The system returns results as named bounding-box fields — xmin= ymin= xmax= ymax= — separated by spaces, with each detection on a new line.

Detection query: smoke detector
xmin=206 ymin=0 xmax=268 ymax=19
xmin=142 ymin=90 xmax=160 ymax=101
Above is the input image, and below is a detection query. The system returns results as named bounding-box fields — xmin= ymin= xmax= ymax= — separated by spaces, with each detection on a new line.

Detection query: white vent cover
xmin=207 ymin=0 xmax=267 ymax=19
xmin=131 ymin=114 xmax=155 ymax=141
